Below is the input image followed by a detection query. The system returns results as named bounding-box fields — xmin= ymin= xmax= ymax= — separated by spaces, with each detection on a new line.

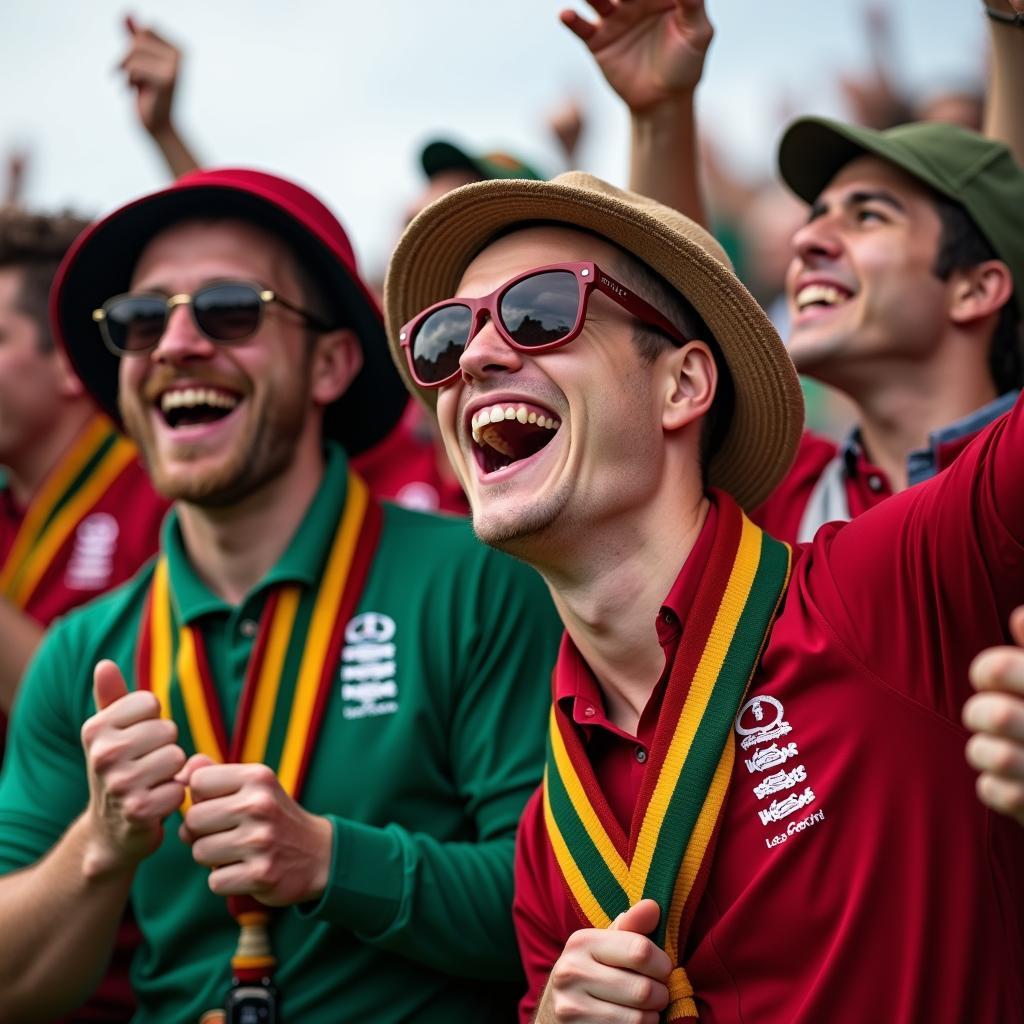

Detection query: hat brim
xmin=52 ymin=183 xmax=407 ymax=457
xmin=421 ymin=140 xmax=482 ymax=180
xmin=384 ymin=175 xmax=803 ymax=511
xmin=778 ymin=116 xmax=957 ymax=208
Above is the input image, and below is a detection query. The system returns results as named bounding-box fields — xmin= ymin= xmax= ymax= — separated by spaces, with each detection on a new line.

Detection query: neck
xmin=5 ymin=402 xmax=99 ymax=507
xmin=175 ymin=442 xmax=326 ymax=606
xmin=536 ymin=485 xmax=708 ymax=736
xmin=829 ymin=336 xmax=997 ymax=491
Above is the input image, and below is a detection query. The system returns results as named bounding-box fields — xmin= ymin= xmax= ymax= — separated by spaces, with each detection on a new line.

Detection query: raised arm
xmin=560 ymin=0 xmax=712 ymax=223
xmin=983 ymin=1 xmax=1024 ymax=166
xmin=118 ymin=17 xmax=200 ymax=179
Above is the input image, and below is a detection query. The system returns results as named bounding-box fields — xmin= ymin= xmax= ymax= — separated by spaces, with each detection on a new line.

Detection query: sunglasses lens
xmin=411 ymin=304 xmax=473 ymax=385
xmin=193 ymin=283 xmax=263 ymax=341
xmin=103 ymin=296 xmax=168 ymax=354
xmin=500 ymin=270 xmax=578 ymax=347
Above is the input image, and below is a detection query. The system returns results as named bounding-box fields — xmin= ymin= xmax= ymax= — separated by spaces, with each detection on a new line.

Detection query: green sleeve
xmin=301 ymin=548 xmax=561 ymax=981
xmin=0 ymin=616 xmax=92 ymax=873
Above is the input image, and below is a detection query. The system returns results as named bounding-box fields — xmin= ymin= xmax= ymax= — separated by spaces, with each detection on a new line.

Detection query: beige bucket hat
xmin=383 ymin=171 xmax=803 ymax=511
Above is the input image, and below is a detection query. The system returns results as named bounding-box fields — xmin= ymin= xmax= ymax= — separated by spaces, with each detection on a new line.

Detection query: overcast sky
xmin=1 ymin=1 xmax=985 ymax=279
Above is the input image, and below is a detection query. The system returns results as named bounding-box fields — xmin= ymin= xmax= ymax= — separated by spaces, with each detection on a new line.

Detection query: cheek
xmin=783 ymin=257 xmax=802 ymax=300
xmin=435 ymin=390 xmax=461 ymax=450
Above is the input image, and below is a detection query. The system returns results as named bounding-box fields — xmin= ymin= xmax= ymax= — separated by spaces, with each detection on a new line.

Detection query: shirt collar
xmin=553 ymin=495 xmax=720 ymax=725
xmin=163 ymin=442 xmax=351 ymax=623
xmin=907 ymin=390 xmax=1019 ymax=485
xmin=840 ymin=391 xmax=1020 ymax=487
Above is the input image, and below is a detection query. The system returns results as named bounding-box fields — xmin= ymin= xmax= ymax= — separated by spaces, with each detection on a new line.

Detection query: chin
xmin=145 ymin=455 xmax=249 ymax=507
xmin=470 ymin=488 xmax=572 ymax=559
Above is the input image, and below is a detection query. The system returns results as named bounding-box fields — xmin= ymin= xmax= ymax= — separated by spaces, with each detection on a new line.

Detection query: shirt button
xmin=239 ymin=618 xmax=258 ymax=638
xmin=635 ymin=747 xmax=648 ymax=764
xmin=867 ymin=474 xmax=883 ymax=492
xmin=660 ymin=611 xmax=673 ymax=624
xmin=583 ymin=706 xmax=596 ymax=718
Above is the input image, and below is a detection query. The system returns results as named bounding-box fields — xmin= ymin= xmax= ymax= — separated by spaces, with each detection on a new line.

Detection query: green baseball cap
xmin=420 ymin=139 xmax=544 ymax=182
xmin=778 ymin=116 xmax=1024 ymax=312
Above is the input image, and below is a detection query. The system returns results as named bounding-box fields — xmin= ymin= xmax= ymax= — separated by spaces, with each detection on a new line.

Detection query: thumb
xmin=175 ymin=752 xmax=216 ymax=788
xmin=1009 ymin=605 xmax=1024 ymax=649
xmin=93 ymin=659 xmax=130 ymax=711
xmin=124 ymin=14 xmax=138 ymax=35
xmin=611 ymin=898 xmax=662 ymax=935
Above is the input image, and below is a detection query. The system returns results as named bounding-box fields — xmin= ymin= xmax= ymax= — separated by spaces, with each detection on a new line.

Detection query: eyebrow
xmin=807 ymin=188 xmax=908 ymax=222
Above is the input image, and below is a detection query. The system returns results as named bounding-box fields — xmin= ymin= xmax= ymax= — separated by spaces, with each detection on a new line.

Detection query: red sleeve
xmin=803 ymin=394 xmax=1024 ymax=720
xmin=514 ymin=786 xmax=567 ymax=1024
xmin=750 ymin=431 xmax=838 ymax=544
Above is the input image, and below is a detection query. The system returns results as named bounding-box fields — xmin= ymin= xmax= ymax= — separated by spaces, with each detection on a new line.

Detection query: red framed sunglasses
xmin=398 ymin=261 xmax=688 ymax=389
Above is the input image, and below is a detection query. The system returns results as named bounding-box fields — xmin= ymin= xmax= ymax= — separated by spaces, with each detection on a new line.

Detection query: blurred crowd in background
xmin=0 ymin=2 xmax=998 ymax=444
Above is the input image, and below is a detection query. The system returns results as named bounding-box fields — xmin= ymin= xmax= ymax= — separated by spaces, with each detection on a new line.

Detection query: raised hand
xmin=118 ymin=16 xmax=182 ymax=138
xmin=560 ymin=0 xmax=713 ymax=114
xmin=963 ymin=606 xmax=1024 ymax=825
xmin=178 ymin=758 xmax=333 ymax=907
xmin=80 ymin=659 xmax=186 ymax=875
xmin=536 ymin=898 xmax=672 ymax=1023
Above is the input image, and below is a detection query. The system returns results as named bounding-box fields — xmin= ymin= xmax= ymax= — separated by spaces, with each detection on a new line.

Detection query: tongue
xmin=479 ymin=419 xmax=555 ymax=462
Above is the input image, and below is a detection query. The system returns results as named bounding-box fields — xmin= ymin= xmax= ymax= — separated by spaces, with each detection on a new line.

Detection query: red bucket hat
xmin=50 ymin=168 xmax=407 ymax=456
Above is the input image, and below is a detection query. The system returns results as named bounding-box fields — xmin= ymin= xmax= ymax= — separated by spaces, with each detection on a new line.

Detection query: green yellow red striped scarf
xmin=0 ymin=415 xmax=136 ymax=609
xmin=543 ymin=499 xmax=791 ymax=1021
xmin=136 ymin=469 xmax=381 ymax=984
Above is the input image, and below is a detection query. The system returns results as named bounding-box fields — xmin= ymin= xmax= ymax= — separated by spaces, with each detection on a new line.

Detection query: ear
xmin=310 ymin=328 xmax=364 ymax=407
xmin=948 ymin=259 xmax=1015 ymax=327
xmin=660 ymin=339 xmax=717 ymax=434
xmin=52 ymin=347 xmax=85 ymax=400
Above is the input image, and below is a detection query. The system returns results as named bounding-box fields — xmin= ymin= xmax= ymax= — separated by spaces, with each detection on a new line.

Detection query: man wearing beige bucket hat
xmin=384 ymin=171 xmax=1024 ymax=1022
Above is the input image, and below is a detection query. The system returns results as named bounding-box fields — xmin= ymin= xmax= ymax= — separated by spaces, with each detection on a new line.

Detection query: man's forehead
xmin=457 ymin=224 xmax=619 ymax=292
xmin=820 ymin=154 xmax=932 ymax=205
xmin=130 ymin=217 xmax=295 ymax=289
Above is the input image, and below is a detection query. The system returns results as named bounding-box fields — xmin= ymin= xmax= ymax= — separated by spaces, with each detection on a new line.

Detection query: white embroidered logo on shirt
xmin=757 ymin=787 xmax=816 ymax=826
xmin=64 ymin=513 xmax=118 ymax=591
xmin=340 ymin=612 xmax=399 ymax=719
xmin=735 ymin=695 xmax=792 ymax=750
xmin=744 ymin=741 xmax=800 ymax=774
xmin=738 ymin=694 xmax=828 ymax=846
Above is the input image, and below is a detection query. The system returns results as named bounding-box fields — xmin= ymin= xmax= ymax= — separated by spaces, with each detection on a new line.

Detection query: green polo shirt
xmin=0 ymin=443 xmax=561 ymax=1023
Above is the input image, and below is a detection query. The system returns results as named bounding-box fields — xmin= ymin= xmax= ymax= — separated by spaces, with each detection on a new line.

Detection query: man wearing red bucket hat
xmin=0 ymin=168 xmax=560 ymax=1023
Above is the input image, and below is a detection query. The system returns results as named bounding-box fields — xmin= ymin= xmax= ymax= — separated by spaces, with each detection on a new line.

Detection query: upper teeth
xmin=470 ymin=404 xmax=560 ymax=444
xmin=796 ymin=284 xmax=849 ymax=311
xmin=161 ymin=387 xmax=239 ymax=413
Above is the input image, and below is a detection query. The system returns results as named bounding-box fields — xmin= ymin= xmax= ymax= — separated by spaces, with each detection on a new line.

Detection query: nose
xmin=151 ymin=301 xmax=217 ymax=364
xmin=456 ymin=314 xmax=525 ymax=383
xmin=790 ymin=212 xmax=843 ymax=267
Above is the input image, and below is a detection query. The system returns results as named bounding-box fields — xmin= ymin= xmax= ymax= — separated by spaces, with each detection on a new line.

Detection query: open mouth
xmin=795 ymin=282 xmax=854 ymax=313
xmin=159 ymin=386 xmax=241 ymax=429
xmin=469 ymin=401 xmax=561 ymax=474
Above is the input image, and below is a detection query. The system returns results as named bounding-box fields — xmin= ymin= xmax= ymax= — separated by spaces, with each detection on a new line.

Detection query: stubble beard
xmin=121 ymin=380 xmax=309 ymax=509
xmin=470 ymin=474 xmax=578 ymax=564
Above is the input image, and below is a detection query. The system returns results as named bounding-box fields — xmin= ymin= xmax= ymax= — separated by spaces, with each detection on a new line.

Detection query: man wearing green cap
xmin=566 ymin=0 xmax=1024 ymax=543
xmin=406 ymin=139 xmax=545 ymax=226
xmin=757 ymin=114 xmax=1023 ymax=540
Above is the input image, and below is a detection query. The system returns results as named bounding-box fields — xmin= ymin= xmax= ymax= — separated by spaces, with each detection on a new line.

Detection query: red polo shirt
xmin=0 ymin=445 xmax=167 ymax=1024
xmin=752 ymin=391 xmax=1018 ymax=544
xmin=352 ymin=403 xmax=469 ymax=515
xmin=514 ymin=396 xmax=1024 ymax=1022
xmin=0 ymin=455 xmax=168 ymax=627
